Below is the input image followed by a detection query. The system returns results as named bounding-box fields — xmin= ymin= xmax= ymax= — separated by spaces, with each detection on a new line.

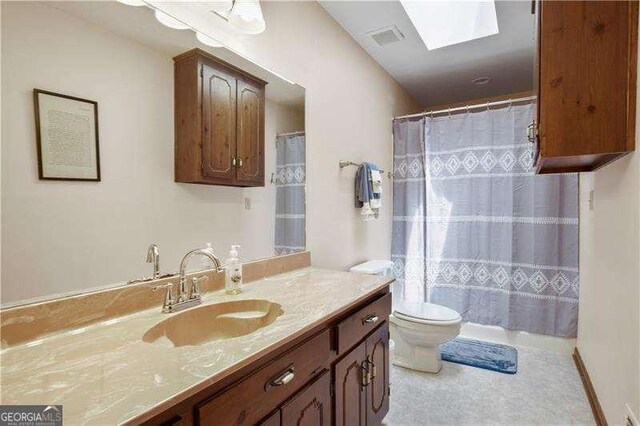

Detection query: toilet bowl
xmin=348 ymin=260 xmax=462 ymax=374
xmin=390 ymin=302 xmax=461 ymax=373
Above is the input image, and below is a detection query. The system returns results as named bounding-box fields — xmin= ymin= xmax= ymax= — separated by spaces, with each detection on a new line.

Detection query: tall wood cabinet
xmin=174 ymin=48 xmax=266 ymax=186
xmin=534 ymin=0 xmax=638 ymax=173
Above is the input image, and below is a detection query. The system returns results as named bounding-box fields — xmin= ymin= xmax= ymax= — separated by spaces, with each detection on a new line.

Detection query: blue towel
xmin=355 ymin=162 xmax=379 ymax=207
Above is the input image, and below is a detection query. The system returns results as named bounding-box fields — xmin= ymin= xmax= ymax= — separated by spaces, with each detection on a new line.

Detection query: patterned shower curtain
xmin=392 ymin=102 xmax=580 ymax=337
xmin=275 ymin=133 xmax=306 ymax=255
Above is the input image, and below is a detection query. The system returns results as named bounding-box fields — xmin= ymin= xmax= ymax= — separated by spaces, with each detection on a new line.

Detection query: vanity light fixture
xmin=228 ymin=0 xmax=266 ymax=35
xmin=205 ymin=0 xmax=234 ymax=14
xmin=196 ymin=32 xmax=223 ymax=48
xmin=154 ymin=9 xmax=190 ymax=30
xmin=116 ymin=0 xmax=146 ymax=6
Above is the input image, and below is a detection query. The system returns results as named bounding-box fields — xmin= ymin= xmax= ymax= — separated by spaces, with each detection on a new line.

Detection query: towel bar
xmin=339 ymin=160 xmax=392 ymax=179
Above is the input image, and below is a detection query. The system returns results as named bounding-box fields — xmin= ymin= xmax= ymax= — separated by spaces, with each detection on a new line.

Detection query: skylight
xmin=400 ymin=0 xmax=499 ymax=50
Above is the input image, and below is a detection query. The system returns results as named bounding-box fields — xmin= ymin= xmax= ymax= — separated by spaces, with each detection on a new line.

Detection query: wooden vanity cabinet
xmin=534 ymin=0 xmax=638 ymax=173
xmin=174 ymin=48 xmax=265 ymax=187
xmin=334 ymin=323 xmax=390 ymax=426
xmin=281 ymin=372 xmax=332 ymax=426
xmin=140 ymin=288 xmax=392 ymax=426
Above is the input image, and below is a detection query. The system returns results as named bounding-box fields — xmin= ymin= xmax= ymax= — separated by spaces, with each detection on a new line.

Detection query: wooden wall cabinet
xmin=535 ymin=0 xmax=638 ymax=173
xmin=142 ymin=288 xmax=392 ymax=426
xmin=174 ymin=49 xmax=266 ymax=186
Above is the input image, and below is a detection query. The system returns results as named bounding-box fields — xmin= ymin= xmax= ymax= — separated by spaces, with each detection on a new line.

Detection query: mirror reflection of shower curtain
xmin=392 ymin=102 xmax=580 ymax=338
xmin=275 ymin=133 xmax=306 ymax=255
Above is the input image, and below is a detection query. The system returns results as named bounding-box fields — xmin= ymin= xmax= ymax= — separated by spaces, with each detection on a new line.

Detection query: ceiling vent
xmin=367 ymin=25 xmax=405 ymax=47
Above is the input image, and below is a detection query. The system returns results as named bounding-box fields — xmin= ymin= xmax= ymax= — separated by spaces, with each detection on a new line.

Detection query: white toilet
xmin=389 ymin=301 xmax=461 ymax=373
xmin=349 ymin=260 xmax=462 ymax=374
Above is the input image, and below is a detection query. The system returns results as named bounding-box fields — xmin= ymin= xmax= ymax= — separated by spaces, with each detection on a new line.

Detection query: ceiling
xmin=320 ymin=1 xmax=535 ymax=107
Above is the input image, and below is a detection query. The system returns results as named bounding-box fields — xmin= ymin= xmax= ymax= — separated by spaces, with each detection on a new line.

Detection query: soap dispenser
xmin=224 ymin=245 xmax=242 ymax=295
xmin=201 ymin=243 xmax=216 ymax=270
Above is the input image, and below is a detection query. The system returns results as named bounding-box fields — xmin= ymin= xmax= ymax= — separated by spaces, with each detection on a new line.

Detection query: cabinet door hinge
xmin=200 ymin=67 xmax=203 ymax=78
xmin=388 ymin=385 xmax=391 ymax=396
xmin=330 ymin=380 xmax=335 ymax=397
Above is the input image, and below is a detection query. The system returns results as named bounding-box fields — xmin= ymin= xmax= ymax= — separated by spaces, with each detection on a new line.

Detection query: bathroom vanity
xmin=154 ymin=289 xmax=392 ymax=426
xmin=0 ymin=253 xmax=393 ymax=426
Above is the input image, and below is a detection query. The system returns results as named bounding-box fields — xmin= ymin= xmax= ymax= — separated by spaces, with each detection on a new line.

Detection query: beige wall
xmin=577 ymin=36 xmax=640 ymax=423
xmin=230 ymin=2 xmax=420 ymax=270
xmin=0 ymin=2 xmax=303 ymax=303
xmin=1 ymin=2 xmax=418 ymax=303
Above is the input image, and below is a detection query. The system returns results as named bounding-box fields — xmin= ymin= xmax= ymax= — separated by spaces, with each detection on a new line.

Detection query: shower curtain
xmin=275 ymin=133 xmax=306 ymax=255
xmin=392 ymin=103 xmax=580 ymax=337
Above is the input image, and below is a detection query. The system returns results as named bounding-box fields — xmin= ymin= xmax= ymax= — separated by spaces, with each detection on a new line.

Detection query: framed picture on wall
xmin=33 ymin=89 xmax=100 ymax=181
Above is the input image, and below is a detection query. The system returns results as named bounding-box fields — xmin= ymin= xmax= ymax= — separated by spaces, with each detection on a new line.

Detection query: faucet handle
xmin=191 ymin=276 xmax=208 ymax=299
xmin=153 ymin=282 xmax=175 ymax=308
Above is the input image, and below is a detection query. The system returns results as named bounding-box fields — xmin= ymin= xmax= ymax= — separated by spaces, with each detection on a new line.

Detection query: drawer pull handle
xmin=363 ymin=314 xmax=379 ymax=324
xmin=526 ymin=122 xmax=537 ymax=143
xmin=265 ymin=366 xmax=295 ymax=391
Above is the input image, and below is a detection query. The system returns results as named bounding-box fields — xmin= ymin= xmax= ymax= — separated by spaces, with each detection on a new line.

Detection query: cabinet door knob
xmin=231 ymin=157 xmax=237 ymax=167
xmin=238 ymin=158 xmax=244 ymax=168
xmin=362 ymin=314 xmax=379 ymax=324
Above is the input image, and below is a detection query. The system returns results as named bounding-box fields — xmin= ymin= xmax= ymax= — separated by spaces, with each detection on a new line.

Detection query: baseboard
xmin=573 ymin=348 xmax=607 ymax=426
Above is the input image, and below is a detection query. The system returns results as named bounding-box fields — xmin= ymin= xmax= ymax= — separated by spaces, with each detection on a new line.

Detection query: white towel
xmin=370 ymin=169 xmax=382 ymax=210
xmin=361 ymin=202 xmax=376 ymax=221
xmin=370 ymin=170 xmax=382 ymax=194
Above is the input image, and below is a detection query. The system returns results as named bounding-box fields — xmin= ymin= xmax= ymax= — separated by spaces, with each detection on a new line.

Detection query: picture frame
xmin=33 ymin=89 xmax=100 ymax=181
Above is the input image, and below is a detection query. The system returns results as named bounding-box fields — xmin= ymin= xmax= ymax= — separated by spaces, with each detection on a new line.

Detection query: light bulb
xmin=228 ymin=0 xmax=266 ymax=35
xmin=154 ymin=10 xmax=190 ymax=30
xmin=196 ymin=32 xmax=222 ymax=48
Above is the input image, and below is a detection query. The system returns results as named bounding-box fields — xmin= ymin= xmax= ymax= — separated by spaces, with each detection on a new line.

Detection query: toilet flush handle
xmin=362 ymin=314 xmax=379 ymax=324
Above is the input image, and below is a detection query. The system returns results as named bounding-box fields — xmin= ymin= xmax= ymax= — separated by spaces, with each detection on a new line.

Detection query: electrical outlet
xmin=626 ymin=404 xmax=638 ymax=426
xmin=244 ymin=197 xmax=251 ymax=210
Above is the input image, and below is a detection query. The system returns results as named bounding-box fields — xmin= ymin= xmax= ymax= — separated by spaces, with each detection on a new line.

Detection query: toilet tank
xmin=349 ymin=260 xmax=394 ymax=276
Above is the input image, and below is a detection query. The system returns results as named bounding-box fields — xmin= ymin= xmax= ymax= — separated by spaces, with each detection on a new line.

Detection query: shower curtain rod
xmin=277 ymin=131 xmax=305 ymax=137
xmin=393 ymin=95 xmax=537 ymax=121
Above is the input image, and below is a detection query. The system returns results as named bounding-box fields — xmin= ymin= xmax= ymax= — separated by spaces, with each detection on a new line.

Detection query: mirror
xmin=1 ymin=1 xmax=306 ymax=306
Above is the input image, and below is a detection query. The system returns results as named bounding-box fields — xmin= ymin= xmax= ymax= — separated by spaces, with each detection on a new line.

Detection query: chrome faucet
xmin=178 ymin=248 xmax=222 ymax=301
xmin=146 ymin=244 xmax=160 ymax=279
xmin=155 ymin=248 xmax=222 ymax=313
xmin=128 ymin=244 xmax=175 ymax=284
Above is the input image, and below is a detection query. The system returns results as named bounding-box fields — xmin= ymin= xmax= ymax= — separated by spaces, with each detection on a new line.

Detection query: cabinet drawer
xmin=335 ymin=293 xmax=391 ymax=356
xmin=196 ymin=330 xmax=330 ymax=425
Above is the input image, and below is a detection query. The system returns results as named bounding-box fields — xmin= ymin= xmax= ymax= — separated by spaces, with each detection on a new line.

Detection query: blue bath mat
xmin=440 ymin=338 xmax=518 ymax=374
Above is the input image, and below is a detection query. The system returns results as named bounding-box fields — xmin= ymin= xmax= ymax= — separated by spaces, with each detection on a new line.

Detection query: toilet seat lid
xmin=395 ymin=302 xmax=460 ymax=322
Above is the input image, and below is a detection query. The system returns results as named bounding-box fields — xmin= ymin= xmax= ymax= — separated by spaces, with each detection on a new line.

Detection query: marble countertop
xmin=0 ymin=267 xmax=393 ymax=425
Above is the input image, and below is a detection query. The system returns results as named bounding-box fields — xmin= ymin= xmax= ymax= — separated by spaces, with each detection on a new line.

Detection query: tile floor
xmin=384 ymin=346 xmax=594 ymax=425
